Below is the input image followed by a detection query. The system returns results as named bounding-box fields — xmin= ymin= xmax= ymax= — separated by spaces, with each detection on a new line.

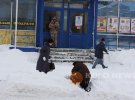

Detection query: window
xmin=97 ymin=0 xmax=135 ymax=49
xmin=16 ymin=0 xmax=36 ymax=30
xmin=0 ymin=0 xmax=11 ymax=29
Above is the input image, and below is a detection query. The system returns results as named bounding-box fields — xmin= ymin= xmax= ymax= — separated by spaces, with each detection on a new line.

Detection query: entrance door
xmin=43 ymin=8 xmax=62 ymax=47
xmin=68 ymin=9 xmax=90 ymax=48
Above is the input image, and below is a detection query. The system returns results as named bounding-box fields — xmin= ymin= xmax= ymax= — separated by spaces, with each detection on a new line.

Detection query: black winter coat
xmin=95 ymin=42 xmax=107 ymax=59
xmin=36 ymin=43 xmax=50 ymax=73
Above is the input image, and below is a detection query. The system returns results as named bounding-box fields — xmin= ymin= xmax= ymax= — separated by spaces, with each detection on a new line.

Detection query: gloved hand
xmin=43 ymin=57 xmax=46 ymax=61
xmin=106 ymin=52 xmax=109 ymax=54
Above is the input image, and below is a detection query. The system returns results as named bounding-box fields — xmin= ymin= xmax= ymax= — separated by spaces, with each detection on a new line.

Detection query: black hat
xmin=101 ymin=38 xmax=105 ymax=42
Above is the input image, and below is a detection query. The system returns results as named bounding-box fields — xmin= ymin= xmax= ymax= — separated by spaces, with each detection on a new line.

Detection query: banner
xmin=107 ymin=17 xmax=118 ymax=32
xmin=97 ymin=17 xmax=107 ymax=32
xmin=0 ymin=21 xmax=35 ymax=26
xmin=131 ymin=18 xmax=135 ymax=33
xmin=75 ymin=16 xmax=83 ymax=29
xmin=119 ymin=17 xmax=130 ymax=33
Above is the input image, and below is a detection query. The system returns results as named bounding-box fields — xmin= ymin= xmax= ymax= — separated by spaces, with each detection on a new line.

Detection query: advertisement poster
xmin=75 ymin=16 xmax=83 ymax=29
xmin=131 ymin=18 xmax=135 ymax=33
xmin=107 ymin=17 xmax=118 ymax=32
xmin=97 ymin=17 xmax=107 ymax=32
xmin=119 ymin=17 xmax=130 ymax=33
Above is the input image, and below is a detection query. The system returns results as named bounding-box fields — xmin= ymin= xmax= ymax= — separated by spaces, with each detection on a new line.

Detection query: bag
xmin=49 ymin=62 xmax=55 ymax=71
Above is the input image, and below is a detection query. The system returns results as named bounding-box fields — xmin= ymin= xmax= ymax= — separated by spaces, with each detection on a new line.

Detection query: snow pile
xmin=0 ymin=46 xmax=135 ymax=100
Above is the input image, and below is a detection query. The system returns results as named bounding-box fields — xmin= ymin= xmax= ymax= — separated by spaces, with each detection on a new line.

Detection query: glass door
xmin=68 ymin=10 xmax=89 ymax=48
xmin=44 ymin=0 xmax=63 ymax=47
xmin=43 ymin=9 xmax=61 ymax=46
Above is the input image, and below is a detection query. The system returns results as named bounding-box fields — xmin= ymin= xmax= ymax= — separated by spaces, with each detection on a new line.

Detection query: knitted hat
xmin=70 ymin=72 xmax=83 ymax=84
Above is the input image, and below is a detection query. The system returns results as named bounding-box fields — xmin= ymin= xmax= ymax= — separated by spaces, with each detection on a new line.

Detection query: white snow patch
xmin=0 ymin=46 xmax=135 ymax=100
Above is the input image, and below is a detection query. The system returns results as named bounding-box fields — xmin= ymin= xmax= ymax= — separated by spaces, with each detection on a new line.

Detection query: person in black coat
xmin=36 ymin=39 xmax=54 ymax=74
xmin=92 ymin=38 xmax=108 ymax=69
xmin=71 ymin=61 xmax=91 ymax=92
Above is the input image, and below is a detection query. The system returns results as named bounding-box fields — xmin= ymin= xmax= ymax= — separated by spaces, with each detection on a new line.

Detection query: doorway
xmin=43 ymin=9 xmax=61 ymax=45
xmin=67 ymin=9 xmax=89 ymax=48
xmin=43 ymin=0 xmax=93 ymax=48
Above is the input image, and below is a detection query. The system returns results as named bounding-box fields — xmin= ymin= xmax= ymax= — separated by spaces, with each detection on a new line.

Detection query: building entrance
xmin=66 ymin=9 xmax=89 ymax=48
xmin=37 ymin=0 xmax=98 ymax=48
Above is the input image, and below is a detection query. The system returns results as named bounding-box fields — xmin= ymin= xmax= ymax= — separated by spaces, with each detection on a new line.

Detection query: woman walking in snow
xmin=36 ymin=39 xmax=54 ymax=74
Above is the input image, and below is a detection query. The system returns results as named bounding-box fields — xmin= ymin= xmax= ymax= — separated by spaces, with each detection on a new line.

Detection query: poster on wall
xmin=97 ymin=17 xmax=107 ymax=32
xmin=75 ymin=16 xmax=83 ymax=29
xmin=131 ymin=18 xmax=135 ymax=33
xmin=119 ymin=17 xmax=130 ymax=33
xmin=107 ymin=17 xmax=118 ymax=33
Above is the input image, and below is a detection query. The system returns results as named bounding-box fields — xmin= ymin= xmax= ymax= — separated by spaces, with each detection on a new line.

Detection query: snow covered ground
xmin=0 ymin=45 xmax=135 ymax=100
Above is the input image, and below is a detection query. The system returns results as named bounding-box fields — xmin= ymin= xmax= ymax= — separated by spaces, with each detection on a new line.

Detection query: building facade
xmin=0 ymin=0 xmax=135 ymax=51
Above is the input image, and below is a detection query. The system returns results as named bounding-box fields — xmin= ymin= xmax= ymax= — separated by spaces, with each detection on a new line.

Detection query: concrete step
xmin=50 ymin=48 xmax=94 ymax=63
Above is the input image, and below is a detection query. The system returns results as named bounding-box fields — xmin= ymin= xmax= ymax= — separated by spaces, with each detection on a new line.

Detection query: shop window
xmin=12 ymin=0 xmax=36 ymax=47
xmin=0 ymin=0 xmax=11 ymax=29
xmin=118 ymin=36 xmax=130 ymax=48
xmin=130 ymin=36 xmax=135 ymax=48
xmin=14 ymin=0 xmax=36 ymax=30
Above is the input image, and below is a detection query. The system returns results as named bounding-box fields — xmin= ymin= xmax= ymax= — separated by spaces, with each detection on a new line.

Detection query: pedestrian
xmin=70 ymin=61 xmax=91 ymax=92
xmin=49 ymin=17 xmax=59 ymax=47
xmin=92 ymin=38 xmax=108 ymax=69
xmin=36 ymin=39 xmax=55 ymax=74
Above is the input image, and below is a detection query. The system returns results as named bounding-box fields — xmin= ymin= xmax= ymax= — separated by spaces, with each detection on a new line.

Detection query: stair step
xmin=50 ymin=48 xmax=94 ymax=63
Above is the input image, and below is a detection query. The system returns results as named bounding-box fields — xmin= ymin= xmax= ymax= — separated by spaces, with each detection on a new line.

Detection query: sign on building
xmin=107 ymin=16 xmax=118 ymax=32
xmin=75 ymin=16 xmax=83 ymax=29
xmin=131 ymin=18 xmax=135 ymax=33
xmin=97 ymin=16 xmax=107 ymax=32
xmin=119 ymin=17 xmax=130 ymax=33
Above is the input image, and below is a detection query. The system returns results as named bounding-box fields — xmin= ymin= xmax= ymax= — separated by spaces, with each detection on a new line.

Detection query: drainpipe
xmin=15 ymin=0 xmax=18 ymax=49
